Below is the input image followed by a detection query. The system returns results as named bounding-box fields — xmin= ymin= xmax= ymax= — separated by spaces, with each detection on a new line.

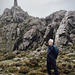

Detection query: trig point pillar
xmin=14 ymin=0 xmax=18 ymax=6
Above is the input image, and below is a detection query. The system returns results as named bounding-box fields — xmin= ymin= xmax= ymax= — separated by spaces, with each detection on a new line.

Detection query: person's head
xmin=48 ymin=39 xmax=53 ymax=46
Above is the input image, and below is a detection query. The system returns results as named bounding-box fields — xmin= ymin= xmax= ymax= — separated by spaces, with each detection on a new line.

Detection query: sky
xmin=0 ymin=0 xmax=75 ymax=18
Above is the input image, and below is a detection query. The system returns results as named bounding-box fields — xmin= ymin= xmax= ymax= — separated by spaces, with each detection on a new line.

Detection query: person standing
xmin=46 ymin=39 xmax=59 ymax=75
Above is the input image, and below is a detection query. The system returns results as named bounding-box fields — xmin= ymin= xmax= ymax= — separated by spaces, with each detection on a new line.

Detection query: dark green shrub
xmin=19 ymin=66 xmax=30 ymax=74
xmin=41 ymin=66 xmax=47 ymax=72
xmin=4 ymin=52 xmax=16 ymax=60
xmin=8 ymin=66 xmax=18 ymax=73
xmin=0 ymin=63 xmax=9 ymax=69
xmin=12 ymin=62 xmax=23 ymax=67
xmin=28 ymin=70 xmax=45 ymax=75
xmin=29 ymin=58 xmax=39 ymax=67
xmin=0 ymin=56 xmax=5 ymax=61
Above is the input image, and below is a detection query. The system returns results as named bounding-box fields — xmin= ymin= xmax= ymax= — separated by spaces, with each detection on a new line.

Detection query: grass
xmin=0 ymin=45 xmax=75 ymax=75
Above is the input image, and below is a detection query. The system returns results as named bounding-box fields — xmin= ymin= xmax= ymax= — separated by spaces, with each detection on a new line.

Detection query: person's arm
xmin=53 ymin=45 xmax=59 ymax=59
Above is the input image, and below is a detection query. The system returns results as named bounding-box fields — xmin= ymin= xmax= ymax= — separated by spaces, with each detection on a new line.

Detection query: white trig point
xmin=14 ymin=0 xmax=18 ymax=6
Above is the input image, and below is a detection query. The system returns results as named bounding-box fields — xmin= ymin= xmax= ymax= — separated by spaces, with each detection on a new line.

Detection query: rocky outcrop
xmin=55 ymin=11 xmax=75 ymax=48
xmin=44 ymin=10 xmax=67 ymax=42
xmin=0 ymin=5 xmax=29 ymax=52
xmin=0 ymin=4 xmax=46 ymax=52
xmin=0 ymin=0 xmax=75 ymax=52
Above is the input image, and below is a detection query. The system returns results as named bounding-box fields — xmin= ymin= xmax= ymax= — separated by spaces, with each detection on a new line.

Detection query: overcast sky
xmin=0 ymin=0 xmax=75 ymax=18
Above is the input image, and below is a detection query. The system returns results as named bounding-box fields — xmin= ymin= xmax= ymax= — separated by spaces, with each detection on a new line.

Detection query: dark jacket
xmin=47 ymin=44 xmax=58 ymax=61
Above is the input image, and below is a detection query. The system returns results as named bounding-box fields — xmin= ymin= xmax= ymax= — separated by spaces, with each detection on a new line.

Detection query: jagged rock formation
xmin=44 ymin=10 xmax=67 ymax=42
xmin=0 ymin=0 xmax=75 ymax=52
xmin=55 ymin=11 xmax=75 ymax=48
xmin=0 ymin=0 xmax=46 ymax=52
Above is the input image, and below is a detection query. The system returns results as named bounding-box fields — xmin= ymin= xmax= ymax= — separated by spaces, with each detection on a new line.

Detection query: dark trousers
xmin=47 ymin=59 xmax=58 ymax=75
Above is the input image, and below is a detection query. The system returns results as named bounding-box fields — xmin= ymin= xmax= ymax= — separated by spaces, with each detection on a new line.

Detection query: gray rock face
xmin=55 ymin=11 xmax=75 ymax=48
xmin=19 ymin=24 xmax=46 ymax=50
xmin=20 ymin=28 xmax=37 ymax=50
xmin=0 ymin=4 xmax=46 ymax=51
xmin=11 ymin=6 xmax=29 ymax=23
xmin=0 ymin=6 xmax=29 ymax=24
xmin=0 ymin=1 xmax=75 ymax=52
xmin=44 ymin=10 xmax=67 ymax=42
xmin=0 ymin=8 xmax=12 ymax=23
xmin=45 ymin=10 xmax=67 ymax=25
